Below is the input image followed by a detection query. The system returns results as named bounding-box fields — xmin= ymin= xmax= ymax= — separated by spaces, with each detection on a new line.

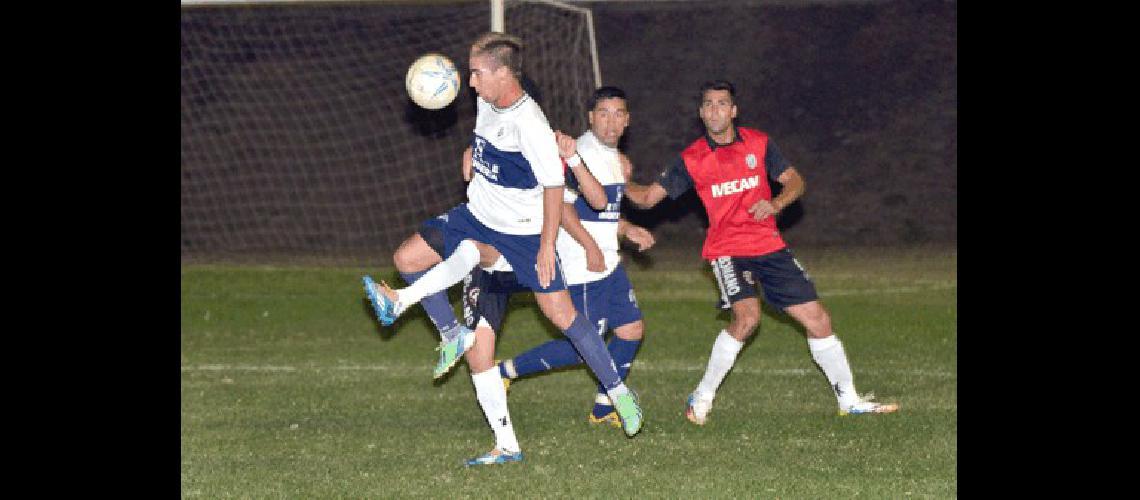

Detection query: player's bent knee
xmin=393 ymin=237 xmax=440 ymax=273
xmin=731 ymin=305 xmax=760 ymax=333
xmin=535 ymin=292 xmax=576 ymax=330
xmin=788 ymin=301 xmax=832 ymax=338
xmin=804 ymin=314 xmax=833 ymax=338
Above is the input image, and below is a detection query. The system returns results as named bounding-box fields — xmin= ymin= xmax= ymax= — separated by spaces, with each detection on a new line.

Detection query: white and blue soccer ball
xmin=405 ymin=53 xmax=460 ymax=110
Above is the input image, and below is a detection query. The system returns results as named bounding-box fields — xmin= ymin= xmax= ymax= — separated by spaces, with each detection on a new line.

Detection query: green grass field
xmin=181 ymin=246 xmax=956 ymax=498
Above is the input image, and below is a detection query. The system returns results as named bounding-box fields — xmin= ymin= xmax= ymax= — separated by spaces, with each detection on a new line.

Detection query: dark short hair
xmin=472 ymin=32 xmax=524 ymax=79
xmin=700 ymin=80 xmax=736 ymax=102
xmin=588 ymin=86 xmax=627 ymax=110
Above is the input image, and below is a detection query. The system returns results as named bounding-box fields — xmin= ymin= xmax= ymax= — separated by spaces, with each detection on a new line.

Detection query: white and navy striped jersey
xmin=557 ymin=130 xmax=625 ymax=285
xmin=466 ymin=94 xmax=565 ymax=235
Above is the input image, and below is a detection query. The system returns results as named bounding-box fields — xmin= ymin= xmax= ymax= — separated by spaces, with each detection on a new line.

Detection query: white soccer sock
xmin=471 ymin=367 xmax=520 ymax=453
xmin=807 ymin=334 xmax=860 ymax=408
xmin=398 ymin=240 xmax=481 ymax=311
xmin=501 ymin=359 xmax=518 ymax=379
xmin=604 ymin=382 xmax=629 ymax=403
xmin=695 ymin=330 xmax=744 ymax=401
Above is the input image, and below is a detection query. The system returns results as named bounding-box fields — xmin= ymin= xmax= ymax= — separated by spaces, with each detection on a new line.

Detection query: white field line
xmin=819 ymin=282 xmax=955 ymax=296
xmin=181 ymin=363 xmax=955 ymax=379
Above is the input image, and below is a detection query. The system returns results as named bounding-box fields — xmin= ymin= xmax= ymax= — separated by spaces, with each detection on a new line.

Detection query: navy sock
xmin=400 ymin=270 xmax=460 ymax=340
xmin=593 ymin=337 xmax=642 ymax=416
xmin=562 ymin=313 xmax=622 ymax=391
xmin=507 ymin=339 xmax=581 ymax=379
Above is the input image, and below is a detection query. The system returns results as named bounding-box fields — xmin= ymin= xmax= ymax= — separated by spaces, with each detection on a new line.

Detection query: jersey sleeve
xmin=563 ymin=164 xmax=580 ymax=203
xmin=764 ymin=138 xmax=791 ymax=181
xmin=657 ymin=155 xmax=694 ymax=199
xmin=517 ymin=114 xmax=565 ymax=188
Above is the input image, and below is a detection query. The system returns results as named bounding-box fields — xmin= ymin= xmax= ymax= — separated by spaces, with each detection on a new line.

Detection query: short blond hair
xmin=471 ymin=31 xmax=523 ymax=79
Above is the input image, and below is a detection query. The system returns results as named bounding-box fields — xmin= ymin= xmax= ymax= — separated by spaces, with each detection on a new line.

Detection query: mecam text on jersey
xmin=710 ymin=175 xmax=760 ymax=198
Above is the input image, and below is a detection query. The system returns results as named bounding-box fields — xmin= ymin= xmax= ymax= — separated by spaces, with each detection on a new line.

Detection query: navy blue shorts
xmin=416 ymin=211 xmax=450 ymax=257
xmin=461 ymin=268 xmax=526 ymax=332
xmin=710 ymin=248 xmax=819 ymax=310
xmin=570 ymin=264 xmax=642 ymax=335
xmin=461 ymin=264 xmax=642 ymax=335
xmin=428 ymin=204 xmax=567 ymax=293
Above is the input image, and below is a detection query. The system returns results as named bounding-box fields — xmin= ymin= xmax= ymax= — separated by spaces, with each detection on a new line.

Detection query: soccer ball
xmin=405 ymin=53 xmax=461 ymax=110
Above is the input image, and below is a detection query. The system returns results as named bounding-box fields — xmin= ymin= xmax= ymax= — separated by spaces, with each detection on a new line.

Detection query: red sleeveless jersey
xmin=680 ymin=127 xmax=787 ymax=259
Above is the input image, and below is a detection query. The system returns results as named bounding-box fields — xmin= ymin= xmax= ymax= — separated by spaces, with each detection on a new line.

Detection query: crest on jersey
xmin=745 ymin=153 xmax=758 ymax=169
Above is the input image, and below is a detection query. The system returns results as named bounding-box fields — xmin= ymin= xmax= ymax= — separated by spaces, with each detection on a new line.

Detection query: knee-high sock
xmin=502 ymin=339 xmax=582 ymax=379
xmin=808 ymin=334 xmax=859 ymax=408
xmin=398 ymin=240 xmax=479 ymax=311
xmin=561 ymin=313 xmax=625 ymax=395
xmin=471 ymin=367 xmax=520 ymax=453
xmin=594 ymin=337 xmax=641 ymax=406
xmin=400 ymin=270 xmax=461 ymax=342
xmin=694 ymin=330 xmax=744 ymax=400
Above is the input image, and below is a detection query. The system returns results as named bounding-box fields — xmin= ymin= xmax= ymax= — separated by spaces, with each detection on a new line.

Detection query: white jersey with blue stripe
xmin=557 ymin=130 xmax=625 ymax=285
xmin=467 ymin=94 xmax=565 ymax=235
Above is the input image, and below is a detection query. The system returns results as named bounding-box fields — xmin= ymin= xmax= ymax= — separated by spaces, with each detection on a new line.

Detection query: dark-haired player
xmin=625 ymin=80 xmax=899 ymax=423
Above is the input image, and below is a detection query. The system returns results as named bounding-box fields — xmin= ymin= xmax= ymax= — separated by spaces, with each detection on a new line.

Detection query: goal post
xmin=492 ymin=0 xmax=602 ymax=89
xmin=180 ymin=0 xmax=602 ymax=264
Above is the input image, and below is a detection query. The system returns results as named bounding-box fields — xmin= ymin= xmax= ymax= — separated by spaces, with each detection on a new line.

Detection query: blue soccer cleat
xmin=362 ymin=275 xmax=398 ymax=326
xmin=464 ymin=448 xmax=524 ymax=467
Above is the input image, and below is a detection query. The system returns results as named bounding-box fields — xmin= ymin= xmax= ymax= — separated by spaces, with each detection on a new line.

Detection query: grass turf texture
xmin=181 ymin=246 xmax=956 ymax=498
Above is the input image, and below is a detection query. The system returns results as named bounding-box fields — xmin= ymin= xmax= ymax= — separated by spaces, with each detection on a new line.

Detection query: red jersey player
xmin=625 ymin=80 xmax=899 ymax=423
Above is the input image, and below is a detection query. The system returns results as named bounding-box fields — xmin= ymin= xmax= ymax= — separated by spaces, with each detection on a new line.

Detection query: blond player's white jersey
xmin=466 ymin=94 xmax=565 ymax=235
xmin=556 ymin=130 xmax=626 ymax=285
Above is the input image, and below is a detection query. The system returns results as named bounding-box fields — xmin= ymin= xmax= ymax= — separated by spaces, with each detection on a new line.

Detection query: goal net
xmin=181 ymin=0 xmax=600 ymax=264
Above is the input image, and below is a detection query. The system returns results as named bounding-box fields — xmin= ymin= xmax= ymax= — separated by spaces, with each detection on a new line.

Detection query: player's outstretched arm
xmin=561 ymin=202 xmax=606 ymax=272
xmin=618 ymin=218 xmax=655 ymax=252
xmin=624 ymin=181 xmax=668 ymax=209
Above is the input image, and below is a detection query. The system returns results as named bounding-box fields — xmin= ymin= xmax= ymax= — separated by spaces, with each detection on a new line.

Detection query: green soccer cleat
xmin=612 ymin=390 xmax=643 ymax=437
xmin=433 ymin=326 xmax=476 ymax=379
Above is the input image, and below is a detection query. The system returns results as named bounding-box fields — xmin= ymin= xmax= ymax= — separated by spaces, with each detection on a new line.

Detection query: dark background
xmin=587 ymin=0 xmax=956 ymax=249
xmin=180 ymin=0 xmax=956 ymax=261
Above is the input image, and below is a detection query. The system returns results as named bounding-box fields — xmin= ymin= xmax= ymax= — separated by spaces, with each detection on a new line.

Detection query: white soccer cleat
xmin=685 ymin=392 xmax=713 ymax=425
xmin=838 ymin=393 xmax=900 ymax=416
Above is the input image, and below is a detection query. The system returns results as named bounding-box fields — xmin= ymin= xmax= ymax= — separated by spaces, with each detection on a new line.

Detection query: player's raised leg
xmin=365 ymin=239 xmax=481 ymax=325
xmin=392 ymin=228 xmax=466 ymax=344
